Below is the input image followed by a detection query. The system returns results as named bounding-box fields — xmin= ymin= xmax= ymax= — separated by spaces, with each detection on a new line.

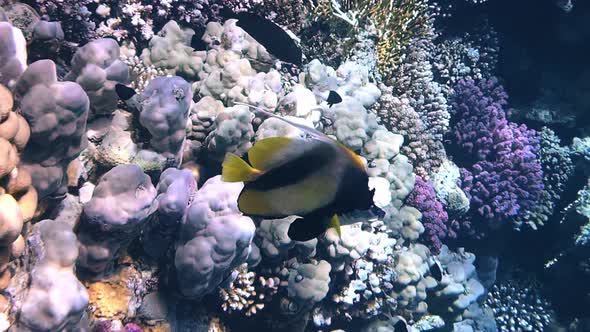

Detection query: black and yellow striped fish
xmin=221 ymin=107 xmax=384 ymax=241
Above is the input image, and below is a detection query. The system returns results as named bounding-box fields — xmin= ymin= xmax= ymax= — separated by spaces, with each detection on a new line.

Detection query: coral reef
xmin=0 ymin=1 xmax=585 ymax=331
xmin=514 ymin=127 xmax=574 ymax=230
xmin=304 ymin=0 xmax=435 ymax=82
xmin=372 ymin=84 xmax=446 ymax=178
xmin=484 ymin=279 xmax=554 ymax=332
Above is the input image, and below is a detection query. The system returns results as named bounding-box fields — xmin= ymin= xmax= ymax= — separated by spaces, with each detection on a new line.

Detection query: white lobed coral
xmin=191 ymin=20 xmax=282 ymax=109
xmin=256 ymin=216 xmax=317 ymax=263
xmin=287 ymin=260 xmax=331 ymax=309
xmin=141 ymin=21 xmax=204 ymax=80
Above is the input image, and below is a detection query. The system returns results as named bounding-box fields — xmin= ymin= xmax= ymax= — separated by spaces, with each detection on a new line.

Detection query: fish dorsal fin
xmin=248 ymin=137 xmax=292 ymax=171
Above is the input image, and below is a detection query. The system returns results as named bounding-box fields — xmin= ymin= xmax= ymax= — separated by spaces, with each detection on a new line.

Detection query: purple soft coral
xmin=450 ymin=78 xmax=543 ymax=230
xmin=405 ymin=175 xmax=455 ymax=253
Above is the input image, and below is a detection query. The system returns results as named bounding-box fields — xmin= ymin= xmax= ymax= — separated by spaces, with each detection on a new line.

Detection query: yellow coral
xmin=305 ymin=0 xmax=434 ymax=82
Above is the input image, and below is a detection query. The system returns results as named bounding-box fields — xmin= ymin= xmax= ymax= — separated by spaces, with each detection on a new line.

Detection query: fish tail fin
xmin=327 ymin=214 xmax=341 ymax=237
xmin=222 ymin=153 xmax=260 ymax=182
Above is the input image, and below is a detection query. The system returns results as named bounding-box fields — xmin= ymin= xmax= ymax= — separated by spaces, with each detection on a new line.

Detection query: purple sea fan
xmin=405 ymin=175 xmax=455 ymax=253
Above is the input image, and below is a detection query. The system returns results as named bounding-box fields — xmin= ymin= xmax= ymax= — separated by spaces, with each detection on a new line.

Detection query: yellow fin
xmin=326 ymin=214 xmax=341 ymax=237
xmin=222 ymin=153 xmax=260 ymax=182
xmin=248 ymin=137 xmax=293 ymax=170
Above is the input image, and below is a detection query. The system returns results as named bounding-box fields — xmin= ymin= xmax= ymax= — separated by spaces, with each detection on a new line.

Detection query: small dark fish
xmin=327 ymin=90 xmax=342 ymax=108
xmin=220 ymin=7 xmax=301 ymax=66
xmin=115 ymin=83 xmax=136 ymax=101
xmin=393 ymin=317 xmax=409 ymax=332
xmin=190 ymin=26 xmax=208 ymax=51
xmin=430 ymin=260 xmax=443 ymax=282
xmin=222 ymin=104 xmax=380 ymax=241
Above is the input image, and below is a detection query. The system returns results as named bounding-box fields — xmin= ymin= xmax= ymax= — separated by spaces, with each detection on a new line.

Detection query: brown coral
xmin=0 ymin=84 xmax=38 ymax=292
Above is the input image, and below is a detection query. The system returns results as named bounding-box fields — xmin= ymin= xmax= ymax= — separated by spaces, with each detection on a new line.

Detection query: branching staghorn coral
xmin=304 ymin=0 xmax=435 ymax=82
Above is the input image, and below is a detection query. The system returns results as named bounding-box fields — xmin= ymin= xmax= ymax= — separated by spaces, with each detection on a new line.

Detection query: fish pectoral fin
xmin=221 ymin=153 xmax=261 ymax=182
xmin=248 ymin=136 xmax=293 ymax=170
xmin=287 ymin=214 xmax=331 ymax=242
xmin=326 ymin=214 xmax=341 ymax=237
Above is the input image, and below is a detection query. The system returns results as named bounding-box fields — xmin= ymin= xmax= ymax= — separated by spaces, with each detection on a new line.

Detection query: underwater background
xmin=0 ymin=0 xmax=589 ymax=331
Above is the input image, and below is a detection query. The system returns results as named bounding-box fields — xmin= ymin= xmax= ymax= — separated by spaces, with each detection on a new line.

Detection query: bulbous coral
xmin=76 ymin=164 xmax=157 ymax=278
xmin=19 ymin=219 xmax=89 ymax=331
xmin=174 ymin=175 xmax=256 ymax=298
xmin=139 ymin=76 xmax=192 ymax=161
xmin=65 ymin=38 xmax=130 ymax=116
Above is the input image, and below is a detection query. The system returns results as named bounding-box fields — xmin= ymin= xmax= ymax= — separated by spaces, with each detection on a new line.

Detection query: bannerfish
xmin=327 ymin=90 xmax=342 ymax=108
xmin=221 ymin=104 xmax=384 ymax=241
xmin=220 ymin=7 xmax=302 ymax=66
